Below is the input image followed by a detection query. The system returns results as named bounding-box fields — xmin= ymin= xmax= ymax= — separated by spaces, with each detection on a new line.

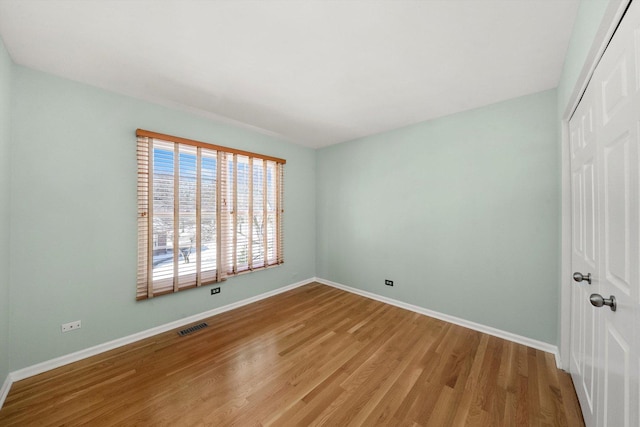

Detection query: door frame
xmin=559 ymin=0 xmax=630 ymax=370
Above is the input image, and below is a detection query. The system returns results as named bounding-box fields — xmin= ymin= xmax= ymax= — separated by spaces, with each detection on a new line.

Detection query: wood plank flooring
xmin=0 ymin=282 xmax=584 ymax=426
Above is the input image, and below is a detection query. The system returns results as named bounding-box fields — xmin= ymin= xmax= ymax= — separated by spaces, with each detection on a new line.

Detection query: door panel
xmin=583 ymin=286 xmax=598 ymax=413
xmin=603 ymin=321 xmax=630 ymax=427
xmin=584 ymin=162 xmax=597 ymax=267
xmin=602 ymin=133 xmax=631 ymax=295
xmin=601 ymin=56 xmax=629 ymax=126
xmin=573 ymin=169 xmax=584 ymax=255
xmin=584 ymin=105 xmax=596 ymax=148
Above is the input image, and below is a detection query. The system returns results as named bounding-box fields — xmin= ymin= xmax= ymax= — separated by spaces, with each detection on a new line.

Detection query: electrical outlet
xmin=61 ymin=320 xmax=81 ymax=333
xmin=385 ymin=279 xmax=394 ymax=286
xmin=211 ymin=287 xmax=221 ymax=295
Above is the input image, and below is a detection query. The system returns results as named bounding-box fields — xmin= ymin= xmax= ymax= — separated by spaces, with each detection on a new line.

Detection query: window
xmin=136 ymin=129 xmax=285 ymax=300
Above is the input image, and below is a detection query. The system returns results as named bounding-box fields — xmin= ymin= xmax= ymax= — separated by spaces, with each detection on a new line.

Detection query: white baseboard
xmin=0 ymin=373 xmax=12 ymax=409
xmin=314 ymin=277 xmax=562 ymax=368
xmin=0 ymin=277 xmax=314 ymax=409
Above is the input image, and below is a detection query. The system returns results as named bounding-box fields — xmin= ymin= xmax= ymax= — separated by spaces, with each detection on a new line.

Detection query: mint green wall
xmin=0 ymin=37 xmax=11 ymax=382
xmin=9 ymin=66 xmax=316 ymax=371
xmin=557 ymin=0 xmax=611 ymax=114
xmin=317 ymin=89 xmax=559 ymax=344
xmin=2 ymin=0 xmax=610 ymax=374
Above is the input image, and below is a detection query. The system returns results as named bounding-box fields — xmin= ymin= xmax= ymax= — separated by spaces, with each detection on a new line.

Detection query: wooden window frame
xmin=136 ymin=129 xmax=285 ymax=300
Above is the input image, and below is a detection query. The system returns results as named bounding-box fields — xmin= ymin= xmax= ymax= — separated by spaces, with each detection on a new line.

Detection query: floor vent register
xmin=178 ymin=322 xmax=208 ymax=336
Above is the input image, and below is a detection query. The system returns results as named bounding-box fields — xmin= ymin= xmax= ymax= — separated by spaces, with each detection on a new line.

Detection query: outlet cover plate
xmin=61 ymin=320 xmax=81 ymax=332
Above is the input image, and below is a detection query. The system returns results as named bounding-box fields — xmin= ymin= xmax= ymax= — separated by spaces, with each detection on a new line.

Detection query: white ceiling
xmin=0 ymin=0 xmax=579 ymax=148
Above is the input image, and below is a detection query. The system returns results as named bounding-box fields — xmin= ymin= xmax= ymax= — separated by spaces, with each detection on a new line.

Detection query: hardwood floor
xmin=0 ymin=283 xmax=584 ymax=426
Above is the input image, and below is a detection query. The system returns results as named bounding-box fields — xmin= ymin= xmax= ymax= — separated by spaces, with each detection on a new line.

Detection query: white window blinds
xmin=137 ymin=129 xmax=285 ymax=300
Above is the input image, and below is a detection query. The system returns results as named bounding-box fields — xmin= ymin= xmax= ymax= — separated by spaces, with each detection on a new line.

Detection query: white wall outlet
xmin=61 ymin=320 xmax=81 ymax=333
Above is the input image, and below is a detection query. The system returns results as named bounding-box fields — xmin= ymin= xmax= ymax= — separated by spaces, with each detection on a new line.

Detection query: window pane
xmin=152 ymin=140 xmax=175 ymax=289
xmin=201 ymin=149 xmax=217 ymax=281
xmin=253 ymin=158 xmax=264 ymax=268
xmin=177 ymin=145 xmax=197 ymax=287
xmin=223 ymin=154 xmax=233 ymax=275
xmin=236 ymin=156 xmax=250 ymax=271
xmin=266 ymin=161 xmax=277 ymax=264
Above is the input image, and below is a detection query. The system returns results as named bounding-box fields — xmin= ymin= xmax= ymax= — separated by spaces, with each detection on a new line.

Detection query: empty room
xmin=0 ymin=0 xmax=638 ymax=426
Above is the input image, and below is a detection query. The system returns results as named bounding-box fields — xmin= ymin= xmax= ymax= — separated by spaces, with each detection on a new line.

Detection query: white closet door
xmin=569 ymin=1 xmax=640 ymax=426
xmin=569 ymin=67 xmax=600 ymax=427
